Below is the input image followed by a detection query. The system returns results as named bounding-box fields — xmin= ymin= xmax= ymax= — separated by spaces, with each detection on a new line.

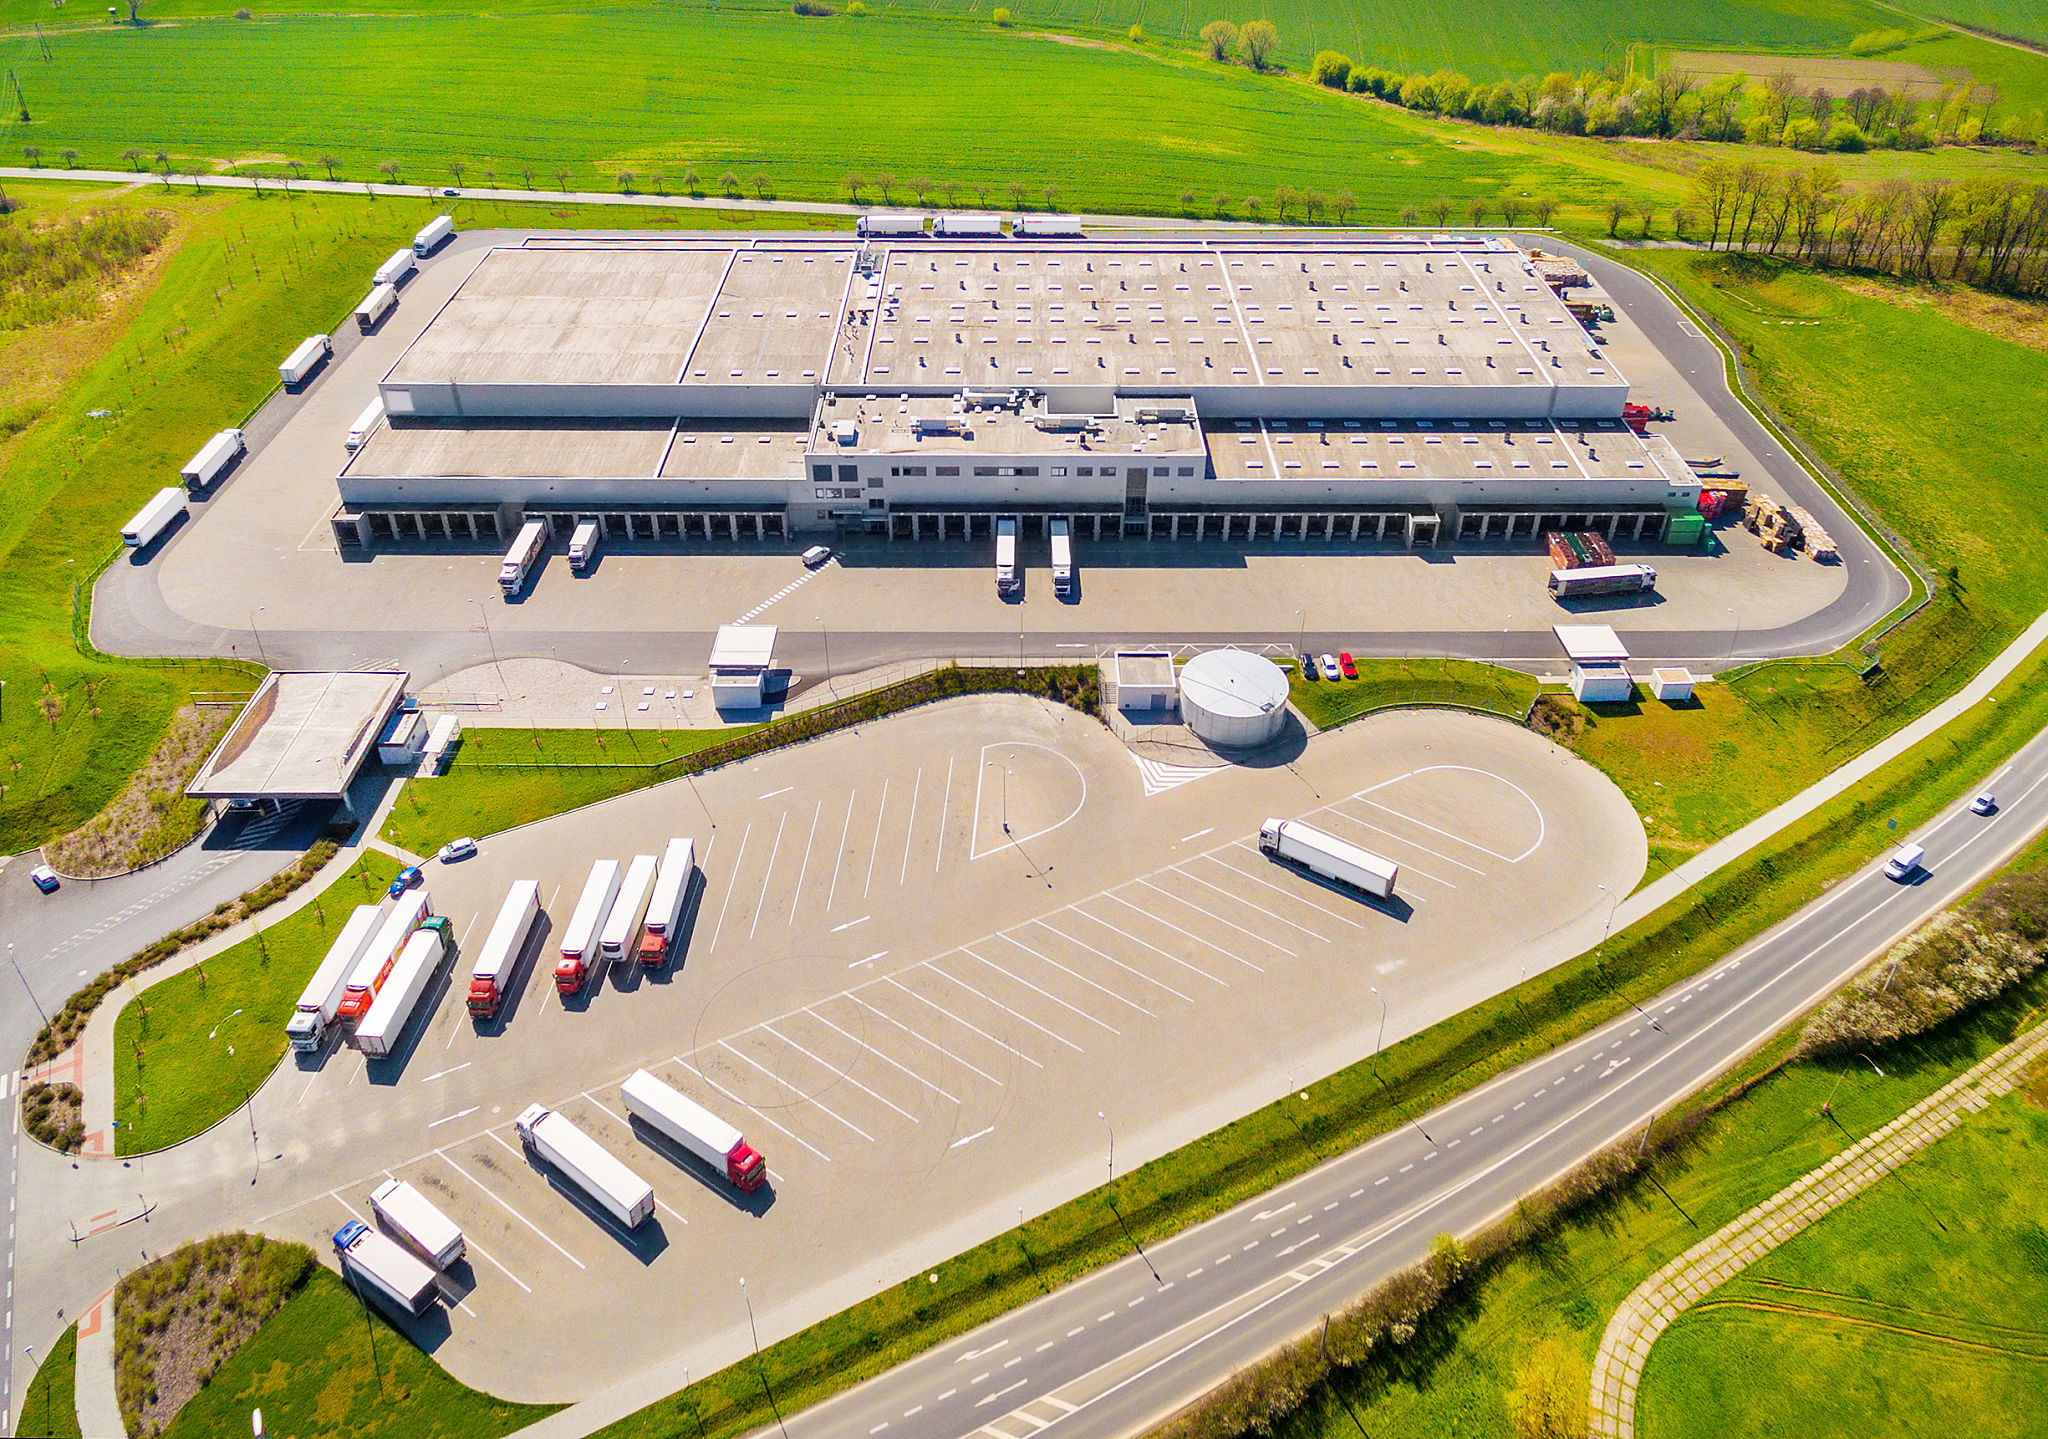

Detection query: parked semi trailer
xmin=622 ymin=1068 xmax=766 ymax=1191
xmin=352 ymin=919 xmax=450 ymax=1057
xmin=556 ymin=859 xmax=621 ymax=994
xmin=1547 ymin=563 xmax=1657 ymax=599
xmin=515 ymin=1103 xmax=656 ymax=1228
xmin=287 ymin=904 xmax=384 ymax=1052
xmin=468 ymin=879 xmax=541 ymax=1019
xmin=994 ymin=515 xmax=1020 ymax=595
xmin=333 ymin=1220 xmax=437 ymax=1317
xmin=338 ymin=890 xmax=433 ymax=1022
xmin=279 ymin=334 xmax=331 ymax=386
xmin=1049 ymin=516 xmax=1075 ymax=597
xmin=180 ymin=428 xmax=244 ymax=492
xmin=638 ymin=838 xmax=696 ymax=966
xmin=354 ymin=282 xmax=397 ymax=333
xmin=935 ymin=214 xmax=1003 ymax=237
xmin=413 ymin=214 xmax=455 ymax=256
xmin=599 ymin=854 xmax=659 ymax=968
xmin=499 ymin=518 xmax=546 ymax=597
xmin=370 ymin=1178 xmax=465 ymax=1269
xmin=1013 ymin=215 xmax=1084 ymax=237
xmin=121 ymin=488 xmax=187 ymax=549
xmin=855 ymin=213 xmax=928 ymax=237
xmin=345 ymin=395 xmax=385 ymax=451
xmin=373 ymin=247 xmax=417 ymax=287
xmin=1258 ymin=818 xmax=1398 ymax=900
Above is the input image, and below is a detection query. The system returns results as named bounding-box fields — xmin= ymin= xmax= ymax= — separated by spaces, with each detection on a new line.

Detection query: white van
xmin=1883 ymin=843 xmax=1925 ymax=882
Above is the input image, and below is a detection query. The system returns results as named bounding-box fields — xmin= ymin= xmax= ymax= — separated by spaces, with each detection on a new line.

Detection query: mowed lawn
xmin=1637 ymin=1082 xmax=2048 ymax=1439
xmin=12 ymin=9 xmax=1616 ymax=215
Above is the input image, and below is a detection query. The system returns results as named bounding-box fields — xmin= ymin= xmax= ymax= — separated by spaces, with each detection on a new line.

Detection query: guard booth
xmin=709 ymin=625 xmax=778 ymax=713
xmin=1553 ymin=624 xmax=1634 ymax=703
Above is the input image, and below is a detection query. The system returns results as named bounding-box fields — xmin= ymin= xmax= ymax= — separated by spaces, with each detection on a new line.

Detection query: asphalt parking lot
xmin=230 ymin=695 xmax=1641 ymax=1402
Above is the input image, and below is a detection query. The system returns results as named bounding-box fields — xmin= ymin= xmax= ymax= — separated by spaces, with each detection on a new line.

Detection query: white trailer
xmin=180 ymin=428 xmax=244 ymax=491
xmin=556 ymin=859 xmax=621 ymax=993
xmin=468 ymin=878 xmax=540 ymax=1020
xmin=369 ymin=1178 xmax=465 ymax=1269
xmin=935 ymin=214 xmax=1004 ymax=237
xmin=637 ymin=838 xmax=695 ymax=966
xmin=1258 ymin=818 xmax=1399 ymax=901
xmin=121 ymin=487 xmax=187 ymax=549
xmin=414 ymin=214 xmax=456 ymax=256
xmin=599 ymin=853 xmax=659 ymax=965
xmin=345 ymin=395 xmax=385 ymax=451
xmin=339 ymin=890 xmax=433 ymax=1022
xmin=374 ymin=248 xmax=417 ymax=287
xmin=1548 ymin=564 xmax=1657 ymax=599
xmin=333 ymin=1220 xmax=437 ymax=1317
xmin=622 ymin=1068 xmax=767 ymax=1191
xmin=855 ymin=213 xmax=928 ymax=237
xmin=568 ymin=519 xmax=602 ymax=572
xmin=355 ymin=282 xmax=397 ymax=333
xmin=515 ymin=1103 xmax=656 ymax=1229
xmin=499 ymin=518 xmax=546 ymax=596
xmin=1013 ymin=215 xmax=1084 ymax=237
xmin=279 ymin=333 xmax=331 ymax=386
xmin=994 ymin=515 xmax=1020 ymax=595
xmin=353 ymin=922 xmax=449 ymax=1057
xmin=1049 ymin=517 xmax=1075 ymax=597
xmin=287 ymin=904 xmax=385 ymax=1052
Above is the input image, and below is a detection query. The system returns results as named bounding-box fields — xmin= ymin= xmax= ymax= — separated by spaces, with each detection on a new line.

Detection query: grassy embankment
xmin=20 ymin=1322 xmax=82 ymax=1439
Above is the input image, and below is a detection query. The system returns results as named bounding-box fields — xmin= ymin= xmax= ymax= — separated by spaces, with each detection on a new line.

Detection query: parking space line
xmin=750 ymin=811 xmax=790 ymax=940
xmin=806 ymin=1006 xmax=962 ymax=1104
xmin=708 ymin=822 xmax=754 ymax=954
xmin=1208 ymin=847 xmax=1361 ymax=924
xmin=1132 ymin=877 xmax=1296 ymax=958
xmin=864 ymin=778 xmax=889 ymax=899
xmin=1027 ymin=919 xmax=1195 ymax=1004
xmin=720 ymin=1040 xmax=877 ymax=1141
xmin=465 ymin=1236 xmax=533 ymax=1293
xmin=1099 ymin=893 xmax=1266 ymax=973
xmin=842 ymin=993 xmax=1005 ymax=1087
xmin=1312 ymin=809 xmax=1463 ymax=887
xmin=434 ymin=1147 xmax=588 ymax=1270
xmin=880 ymin=976 xmax=1045 ymax=1070
xmin=675 ymin=1058 xmax=834 ymax=1163
xmin=826 ymin=789 xmax=857 ymax=914
xmin=992 ymin=932 xmax=1153 ymax=1015
xmin=1155 ymin=869 xmax=1328 ymax=942
xmin=934 ymin=755 xmax=956 ymax=873
xmin=788 ymin=800 xmax=823 ymax=925
xmin=1344 ymin=795 xmax=1503 ymax=866
xmin=1064 ymin=908 xmax=1230 ymax=988
xmin=959 ymin=945 xmax=1121 ymax=1035
xmin=922 ymin=962 xmax=1086 ymax=1053
xmin=900 ymin=768 xmax=924 ymax=887
xmin=760 ymin=1022 xmax=920 ymax=1122
xmin=579 ymin=1091 xmax=634 ymax=1130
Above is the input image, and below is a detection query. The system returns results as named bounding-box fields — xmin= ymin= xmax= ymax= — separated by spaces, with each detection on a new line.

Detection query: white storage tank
xmin=1178 ymin=649 xmax=1290 ymax=748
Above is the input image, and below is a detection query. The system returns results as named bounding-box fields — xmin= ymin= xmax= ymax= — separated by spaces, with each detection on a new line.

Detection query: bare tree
xmin=59 ymin=147 xmax=78 ymax=168
xmin=122 ymin=146 xmax=144 ymax=170
xmin=942 ymin=178 xmax=960 ymax=206
xmin=1333 ymin=189 xmax=1357 ymax=224
xmin=1466 ymin=197 xmax=1489 ymax=228
xmin=683 ymin=166 xmax=699 ymax=194
xmin=1213 ymin=191 xmax=1233 ymax=216
xmin=287 ymin=158 xmax=306 ymax=180
xmin=1303 ymin=188 xmax=1324 ymax=223
xmin=22 ymin=146 xmax=41 ymax=167
xmin=617 ymin=171 xmax=635 ymax=192
xmin=912 ymin=175 xmax=932 ymax=204
xmin=1245 ymin=194 xmax=1263 ymax=218
xmin=519 ymin=166 xmax=535 ymax=189
xmin=1273 ymin=184 xmax=1296 ymax=220
xmin=377 ymin=159 xmax=401 ymax=185
xmin=1042 ymin=183 xmax=1058 ymax=208
xmin=1499 ymin=195 xmax=1526 ymax=227
xmin=552 ymin=168 xmax=570 ymax=192
xmin=974 ymin=182 xmax=990 ymax=206
xmin=448 ymin=159 xmax=466 ymax=186
xmin=1532 ymin=196 xmax=1559 ymax=227
xmin=875 ymin=171 xmax=896 ymax=202
xmin=1670 ymin=205 xmax=1693 ymax=240
xmin=1007 ymin=179 xmax=1026 ymax=205
xmin=1426 ymin=196 xmax=1453 ymax=227
xmin=1636 ymin=196 xmax=1657 ymax=237
xmin=1179 ymin=188 xmax=1197 ymax=214
xmin=844 ymin=173 xmax=865 ymax=201
xmin=719 ymin=169 xmax=738 ymax=197
xmin=1604 ymin=195 xmax=1630 ymax=237
xmin=318 ymin=153 xmax=340 ymax=180
xmin=1910 ymin=177 xmax=1957 ymax=276
xmin=752 ymin=173 xmax=769 ymax=198
xmin=1765 ymin=70 xmax=1802 ymax=132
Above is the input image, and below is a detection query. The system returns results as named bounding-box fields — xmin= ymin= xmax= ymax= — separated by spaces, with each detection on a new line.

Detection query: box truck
xmin=621 ymin=1068 xmax=766 ymax=1191
xmin=352 ymin=921 xmax=449 ymax=1057
xmin=338 ymin=890 xmax=434 ymax=1022
xmin=354 ymin=282 xmax=397 ymax=333
xmin=121 ymin=487 xmax=188 ymax=549
xmin=994 ymin=515 xmax=1020 ymax=596
xmin=369 ymin=1178 xmax=465 ymax=1269
xmin=515 ymin=1103 xmax=656 ymax=1228
xmin=1547 ymin=563 xmax=1657 ymax=599
xmin=599 ymin=854 xmax=659 ymax=967
xmin=556 ymin=859 xmax=621 ymax=993
xmin=180 ymin=428 xmax=245 ymax=492
xmin=374 ymin=248 xmax=418 ymax=287
xmin=499 ymin=518 xmax=546 ymax=597
xmin=1049 ymin=517 xmax=1075 ymax=597
xmin=1258 ymin=819 xmax=1399 ymax=901
xmin=638 ymin=838 xmax=696 ymax=966
xmin=345 ymin=395 xmax=385 ymax=451
xmin=934 ymin=214 xmax=1003 ymax=237
xmin=413 ymin=214 xmax=456 ymax=256
xmin=333 ymin=1220 xmax=437 ymax=1317
xmin=469 ymin=879 xmax=541 ymax=1019
xmin=855 ymin=213 xmax=928 ymax=237
xmin=287 ymin=904 xmax=385 ymax=1052
xmin=279 ymin=334 xmax=331 ymax=386
xmin=568 ymin=519 xmax=602 ymax=572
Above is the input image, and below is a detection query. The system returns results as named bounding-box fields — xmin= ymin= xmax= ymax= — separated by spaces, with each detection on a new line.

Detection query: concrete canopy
xmin=187 ymin=671 xmax=408 ymax=803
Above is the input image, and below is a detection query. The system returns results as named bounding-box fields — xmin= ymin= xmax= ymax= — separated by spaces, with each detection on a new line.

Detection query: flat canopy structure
xmin=1552 ymin=624 xmax=1630 ymax=663
xmin=187 ymin=671 xmax=407 ymax=803
xmin=709 ymin=624 xmax=777 ymax=673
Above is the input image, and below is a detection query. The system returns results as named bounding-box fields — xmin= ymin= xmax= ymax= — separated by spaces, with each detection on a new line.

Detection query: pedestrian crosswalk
xmin=733 ymin=558 xmax=835 ymax=623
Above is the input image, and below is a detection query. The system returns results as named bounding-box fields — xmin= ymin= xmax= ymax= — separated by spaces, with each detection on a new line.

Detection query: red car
xmin=1339 ymin=652 xmax=1357 ymax=679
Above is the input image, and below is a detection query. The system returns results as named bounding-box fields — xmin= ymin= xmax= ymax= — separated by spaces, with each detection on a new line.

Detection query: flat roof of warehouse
xmin=383 ymin=236 xmax=1621 ymax=394
xmin=187 ymin=671 xmax=407 ymax=801
xmin=342 ymin=418 xmax=810 ymax=482
xmin=814 ymin=393 xmax=1203 ymax=459
xmin=1204 ymin=417 xmax=1685 ymax=485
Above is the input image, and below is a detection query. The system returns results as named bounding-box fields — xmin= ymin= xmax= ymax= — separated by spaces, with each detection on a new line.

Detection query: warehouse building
xmin=329 ymin=235 xmax=1697 ymax=550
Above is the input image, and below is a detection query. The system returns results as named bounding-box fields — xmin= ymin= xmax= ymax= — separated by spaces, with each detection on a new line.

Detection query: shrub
xmin=992 ymin=6 xmax=1010 ymax=22
xmin=1199 ymin=19 xmax=1236 ymax=60
xmin=1127 ymin=22 xmax=1143 ymax=42
xmin=1309 ymin=49 xmax=1353 ymax=89
xmin=792 ymin=0 xmax=835 ymax=14
xmin=1240 ymin=18 xmax=1278 ymax=70
xmin=1824 ymin=119 xmax=1868 ymax=152
xmin=846 ymin=1 xmax=865 ymax=12
xmin=22 ymin=1081 xmax=83 ymax=1153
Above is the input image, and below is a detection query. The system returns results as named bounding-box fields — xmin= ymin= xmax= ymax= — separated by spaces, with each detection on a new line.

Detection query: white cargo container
xmin=287 ymin=904 xmax=385 ymax=1052
xmin=353 ymin=921 xmax=449 ymax=1057
xmin=279 ymin=334 xmax=331 ymax=386
xmin=515 ymin=1103 xmax=656 ymax=1229
xmin=1548 ymin=564 xmax=1657 ymax=599
xmin=413 ymin=214 xmax=455 ymax=256
xmin=934 ymin=214 xmax=1003 ymax=237
xmin=622 ymin=1068 xmax=766 ymax=1191
xmin=855 ymin=213 xmax=928 ymax=237
xmin=180 ymin=428 xmax=245 ymax=491
xmin=1258 ymin=818 xmax=1399 ymax=901
xmin=568 ymin=519 xmax=602 ymax=572
xmin=121 ymin=487 xmax=188 ymax=549
xmin=1013 ymin=215 xmax=1084 ymax=237
xmin=1049 ymin=517 xmax=1075 ymax=597
xmin=499 ymin=518 xmax=546 ymax=596
xmin=994 ymin=515 xmax=1019 ymax=595
xmin=333 ymin=1220 xmax=437 ymax=1317
xmin=345 ymin=395 xmax=385 ymax=451
xmin=468 ymin=879 xmax=540 ymax=1019
xmin=374 ymin=248 xmax=418 ymax=287
xmin=556 ymin=859 xmax=621 ymax=993
xmin=369 ymin=1178 xmax=465 ymax=1269
xmin=637 ymin=838 xmax=695 ymax=966
xmin=599 ymin=854 xmax=659 ymax=965
xmin=339 ymin=890 xmax=433 ymax=1022
xmin=355 ymin=282 xmax=397 ymax=332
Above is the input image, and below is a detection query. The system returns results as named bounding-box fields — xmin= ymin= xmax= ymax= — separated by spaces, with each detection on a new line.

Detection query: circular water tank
xmin=1179 ymin=650 xmax=1290 ymax=749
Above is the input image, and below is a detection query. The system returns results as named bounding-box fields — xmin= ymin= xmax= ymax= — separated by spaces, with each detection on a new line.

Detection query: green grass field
xmin=156 ymin=1267 xmax=556 ymax=1439
xmin=20 ymin=1322 xmax=82 ymax=1439
xmin=1919 ymin=0 xmax=2048 ymax=45
xmin=1636 ymin=1082 xmax=2048 ymax=1439
xmin=1287 ymin=657 xmax=1539 ymax=730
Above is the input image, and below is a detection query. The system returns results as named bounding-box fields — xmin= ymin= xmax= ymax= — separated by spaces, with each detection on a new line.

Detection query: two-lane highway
xmin=764 ymin=715 xmax=2048 ymax=1439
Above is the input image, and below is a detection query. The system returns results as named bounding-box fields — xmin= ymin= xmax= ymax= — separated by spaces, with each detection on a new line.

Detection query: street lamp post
xmin=1370 ymin=985 xmax=1387 ymax=1067
xmin=8 ymin=943 xmax=49 ymax=1031
xmin=1822 ymin=1051 xmax=1884 ymax=1116
xmin=1097 ymin=1109 xmax=1114 ymax=1186
xmin=815 ymin=614 xmax=832 ymax=696
xmin=468 ymin=597 xmax=509 ymax=700
xmin=250 ymin=606 xmax=268 ymax=668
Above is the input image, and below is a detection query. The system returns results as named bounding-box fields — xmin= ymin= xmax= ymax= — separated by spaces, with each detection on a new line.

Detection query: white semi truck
xmin=333 ymin=1220 xmax=438 ymax=1317
xmin=354 ymin=282 xmax=397 ymax=332
xmin=1049 ymin=516 xmax=1075 ymax=598
xmin=286 ymin=904 xmax=385 ymax=1052
xmin=413 ymin=214 xmax=456 ymax=256
xmin=1547 ymin=563 xmax=1657 ymax=599
xmin=515 ymin=1103 xmax=656 ymax=1228
xmin=637 ymin=838 xmax=695 ymax=966
xmin=994 ymin=515 xmax=1020 ymax=596
xmin=468 ymin=879 xmax=540 ymax=1020
xmin=1013 ymin=215 xmax=1084 ymax=237
xmin=373 ymin=248 xmax=417 ymax=287
xmin=352 ymin=921 xmax=450 ymax=1058
xmin=279 ymin=334 xmax=331 ymax=386
xmin=499 ymin=518 xmax=546 ymax=596
xmin=369 ymin=1178 xmax=465 ymax=1269
xmin=855 ymin=213 xmax=928 ymax=237
xmin=179 ymin=428 xmax=245 ymax=491
xmin=598 ymin=854 xmax=659 ymax=967
xmin=1258 ymin=818 xmax=1399 ymax=900
xmin=338 ymin=890 xmax=434 ymax=1024
xmin=345 ymin=395 xmax=385 ymax=450
xmin=622 ymin=1068 xmax=766 ymax=1192
xmin=934 ymin=214 xmax=1003 ymax=237
xmin=121 ymin=487 xmax=187 ymax=549
xmin=568 ymin=518 xmax=602 ymax=572
xmin=555 ymin=859 xmax=621 ymax=994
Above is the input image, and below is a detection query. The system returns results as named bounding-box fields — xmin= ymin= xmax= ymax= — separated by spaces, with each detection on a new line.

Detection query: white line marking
xmin=721 ymin=1040 xmax=876 ymax=1140
xmin=849 ymin=951 xmax=888 ymax=968
xmin=758 ymin=786 xmax=793 ymax=800
xmin=864 ymin=776 xmax=889 ymax=900
xmin=1103 ymin=890 xmax=1268 ymax=971
xmin=806 ymin=1006 xmax=960 ymax=1103
xmin=950 ymin=1125 xmax=995 ymax=1149
xmin=1065 ymin=907 xmax=1230 ymax=987
xmin=993 ymin=931 xmax=1151 ymax=1015
xmin=428 ymin=1107 xmax=479 ymax=1129
xmin=826 ymin=788 xmax=857 ymax=914
xmin=1028 ymin=918 xmax=1195 ymax=1003
xmin=899 ymin=767 xmax=923 ymax=886
xmin=788 ymin=800 xmax=823 ymax=925
xmin=842 ymin=992 xmax=1005 ymax=1087
xmin=422 ymin=1063 xmax=470 ymax=1082
xmin=435 ymin=1148 xmax=586 ymax=1270
xmin=882 ymin=976 xmax=1045 ymax=1068
xmin=924 ymin=961 xmax=1085 ymax=1052
xmin=762 ymin=1021 xmax=918 ymax=1121
xmin=707 ymin=822 xmax=753 ymax=954
xmin=750 ymin=811 xmax=790 ymax=939
xmin=1179 ymin=827 xmax=1214 ymax=843
xmin=676 ymin=1058 xmax=833 ymax=1163
xmin=960 ymin=945 xmax=1121 ymax=1034
xmin=934 ymin=754 xmax=956 ymax=872
xmin=832 ymin=915 xmax=871 ymax=933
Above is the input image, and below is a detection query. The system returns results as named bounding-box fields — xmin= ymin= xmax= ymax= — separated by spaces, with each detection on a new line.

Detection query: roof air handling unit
xmin=1136 ymin=404 xmax=1192 ymax=423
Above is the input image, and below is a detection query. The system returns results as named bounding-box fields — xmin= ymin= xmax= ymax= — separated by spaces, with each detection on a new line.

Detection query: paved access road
xmin=721 ymin=730 xmax=2047 ymax=1439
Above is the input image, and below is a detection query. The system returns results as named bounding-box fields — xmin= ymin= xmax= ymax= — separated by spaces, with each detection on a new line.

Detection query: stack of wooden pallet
xmin=1743 ymin=495 xmax=1801 ymax=554
xmin=1545 ymin=530 xmax=1616 ymax=568
xmin=1785 ymin=503 xmax=1838 ymax=561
